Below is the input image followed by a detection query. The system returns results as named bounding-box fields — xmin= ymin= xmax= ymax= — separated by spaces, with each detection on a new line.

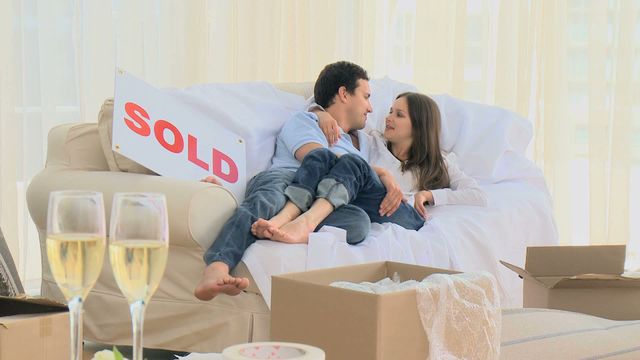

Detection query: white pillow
xmin=167 ymin=82 xmax=306 ymax=184
xmin=366 ymin=77 xmax=419 ymax=132
xmin=365 ymin=78 xmax=539 ymax=184
xmin=432 ymin=94 xmax=536 ymax=184
xmin=169 ymin=78 xmax=540 ymax=191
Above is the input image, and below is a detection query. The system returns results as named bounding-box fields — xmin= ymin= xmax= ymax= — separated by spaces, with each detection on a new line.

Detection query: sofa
xmin=27 ymin=79 xmax=558 ymax=353
xmin=26 ymin=83 xmax=313 ymax=353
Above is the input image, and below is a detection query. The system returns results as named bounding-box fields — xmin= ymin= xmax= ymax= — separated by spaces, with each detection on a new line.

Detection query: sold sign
xmin=112 ymin=69 xmax=247 ymax=200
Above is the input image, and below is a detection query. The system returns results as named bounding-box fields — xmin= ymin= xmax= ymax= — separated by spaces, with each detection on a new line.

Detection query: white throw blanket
xmin=168 ymin=79 xmax=558 ymax=310
xmin=242 ymin=180 xmax=557 ymax=309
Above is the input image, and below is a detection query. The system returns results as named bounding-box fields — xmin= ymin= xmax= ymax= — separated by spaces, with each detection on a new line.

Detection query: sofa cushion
xmin=65 ymin=123 xmax=111 ymax=171
xmin=97 ymin=98 xmax=157 ymax=175
xmin=501 ymin=308 xmax=640 ymax=358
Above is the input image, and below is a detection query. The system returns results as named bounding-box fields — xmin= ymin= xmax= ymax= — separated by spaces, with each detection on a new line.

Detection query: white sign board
xmin=112 ymin=69 xmax=246 ymax=200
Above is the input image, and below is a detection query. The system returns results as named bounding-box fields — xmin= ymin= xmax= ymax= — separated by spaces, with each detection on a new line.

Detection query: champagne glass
xmin=109 ymin=193 xmax=169 ymax=360
xmin=47 ymin=191 xmax=106 ymax=360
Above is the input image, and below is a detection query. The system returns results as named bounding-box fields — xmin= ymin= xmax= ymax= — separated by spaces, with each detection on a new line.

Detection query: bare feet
xmin=251 ymin=218 xmax=278 ymax=238
xmin=268 ymin=215 xmax=316 ymax=244
xmin=194 ymin=262 xmax=249 ymax=301
xmin=251 ymin=202 xmax=303 ymax=239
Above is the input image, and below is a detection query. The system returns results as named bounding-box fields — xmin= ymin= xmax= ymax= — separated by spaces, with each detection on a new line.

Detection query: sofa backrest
xmin=97 ymin=98 xmax=157 ymax=175
xmin=45 ymin=82 xmax=313 ymax=174
xmin=274 ymin=82 xmax=314 ymax=99
xmin=46 ymin=122 xmax=110 ymax=171
xmin=86 ymin=82 xmax=313 ymax=175
xmin=47 ymin=80 xmax=541 ymax=186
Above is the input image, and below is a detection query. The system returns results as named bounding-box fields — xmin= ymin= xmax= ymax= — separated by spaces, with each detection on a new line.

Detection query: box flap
xmin=550 ymin=274 xmax=640 ymax=289
xmin=273 ymin=262 xmax=389 ymax=285
xmin=500 ymin=260 xmax=549 ymax=287
xmin=0 ymin=295 xmax=67 ymax=317
xmin=525 ymin=245 xmax=625 ymax=277
xmin=385 ymin=261 xmax=459 ymax=281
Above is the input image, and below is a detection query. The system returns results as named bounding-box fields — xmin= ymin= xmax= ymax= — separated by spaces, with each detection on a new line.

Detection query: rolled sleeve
xmin=279 ymin=112 xmax=328 ymax=155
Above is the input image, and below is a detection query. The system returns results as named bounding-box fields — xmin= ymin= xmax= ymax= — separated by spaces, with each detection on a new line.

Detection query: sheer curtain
xmin=1 ymin=0 xmax=639 ymax=286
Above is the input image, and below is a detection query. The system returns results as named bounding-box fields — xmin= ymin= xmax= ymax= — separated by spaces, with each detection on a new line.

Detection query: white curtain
xmin=1 ymin=0 xmax=639 ymax=284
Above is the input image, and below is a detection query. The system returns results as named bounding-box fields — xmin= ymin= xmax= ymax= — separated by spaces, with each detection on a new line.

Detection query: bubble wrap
xmin=416 ymin=272 xmax=501 ymax=360
xmin=331 ymin=271 xmax=501 ymax=359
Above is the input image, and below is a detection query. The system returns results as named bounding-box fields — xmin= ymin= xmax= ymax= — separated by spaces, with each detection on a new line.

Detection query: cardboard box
xmin=270 ymin=261 xmax=458 ymax=360
xmin=501 ymin=245 xmax=640 ymax=320
xmin=0 ymin=295 xmax=69 ymax=360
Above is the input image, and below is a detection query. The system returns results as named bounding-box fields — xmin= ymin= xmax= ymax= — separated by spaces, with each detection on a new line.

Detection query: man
xmin=194 ymin=61 xmax=376 ymax=301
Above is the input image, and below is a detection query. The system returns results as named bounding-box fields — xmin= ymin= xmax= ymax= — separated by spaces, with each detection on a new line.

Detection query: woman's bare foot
xmin=268 ymin=215 xmax=316 ymax=244
xmin=251 ymin=218 xmax=278 ymax=238
xmin=194 ymin=262 xmax=249 ymax=301
xmin=251 ymin=202 xmax=303 ymax=238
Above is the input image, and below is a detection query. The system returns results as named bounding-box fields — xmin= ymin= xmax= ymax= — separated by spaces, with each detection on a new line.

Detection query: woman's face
xmin=383 ymin=97 xmax=413 ymax=144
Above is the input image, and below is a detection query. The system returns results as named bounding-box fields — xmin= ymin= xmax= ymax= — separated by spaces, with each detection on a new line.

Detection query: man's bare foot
xmin=268 ymin=215 xmax=315 ymax=244
xmin=194 ymin=262 xmax=249 ymax=301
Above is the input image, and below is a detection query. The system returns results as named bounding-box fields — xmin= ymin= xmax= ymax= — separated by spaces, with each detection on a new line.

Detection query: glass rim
xmin=109 ymin=238 xmax=168 ymax=244
xmin=49 ymin=190 xmax=103 ymax=198
xmin=112 ymin=192 xmax=166 ymax=199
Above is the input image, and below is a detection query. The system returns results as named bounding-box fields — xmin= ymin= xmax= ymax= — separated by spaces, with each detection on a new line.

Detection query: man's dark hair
xmin=313 ymin=61 xmax=369 ymax=109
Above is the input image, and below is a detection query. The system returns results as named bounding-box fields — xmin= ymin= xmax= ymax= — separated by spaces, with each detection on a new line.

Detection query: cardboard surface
xmin=523 ymin=245 xmax=625 ymax=277
xmin=502 ymin=245 xmax=640 ymax=320
xmin=270 ymin=261 xmax=459 ymax=360
xmin=0 ymin=296 xmax=69 ymax=360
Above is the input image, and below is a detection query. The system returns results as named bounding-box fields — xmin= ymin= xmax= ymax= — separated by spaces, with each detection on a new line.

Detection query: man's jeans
xmin=204 ymin=167 xmax=371 ymax=267
xmin=285 ymin=148 xmax=425 ymax=231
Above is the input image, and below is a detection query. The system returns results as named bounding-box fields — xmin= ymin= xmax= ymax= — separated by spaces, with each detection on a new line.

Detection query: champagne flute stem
xmin=130 ymin=300 xmax=146 ymax=360
xmin=68 ymin=297 xmax=83 ymax=360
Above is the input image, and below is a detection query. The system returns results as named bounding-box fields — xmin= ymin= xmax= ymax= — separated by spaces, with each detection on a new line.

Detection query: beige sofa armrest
xmin=27 ymin=169 xmax=237 ymax=252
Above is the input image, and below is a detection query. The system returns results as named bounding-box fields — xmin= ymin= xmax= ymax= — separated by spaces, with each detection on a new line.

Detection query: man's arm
xmin=294 ymin=142 xmax=324 ymax=162
xmin=278 ymin=113 xmax=329 ymax=162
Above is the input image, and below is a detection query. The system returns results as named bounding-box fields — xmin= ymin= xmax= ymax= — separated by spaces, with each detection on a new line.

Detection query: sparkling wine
xmin=46 ymin=234 xmax=105 ymax=301
xmin=109 ymin=240 xmax=168 ymax=304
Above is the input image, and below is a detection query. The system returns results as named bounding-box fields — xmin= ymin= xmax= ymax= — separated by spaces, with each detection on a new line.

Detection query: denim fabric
xmin=204 ymin=168 xmax=294 ymax=267
xmin=286 ymin=148 xmax=425 ymax=231
xmin=316 ymin=204 xmax=370 ymax=245
xmin=325 ymin=153 xmax=425 ymax=231
xmin=284 ymin=148 xmax=338 ymax=211
xmin=204 ymin=166 xmax=371 ymax=267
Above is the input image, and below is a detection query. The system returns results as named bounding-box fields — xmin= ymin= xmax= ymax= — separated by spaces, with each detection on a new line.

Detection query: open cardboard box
xmin=0 ymin=295 xmax=69 ymax=359
xmin=270 ymin=261 xmax=458 ymax=360
xmin=501 ymin=245 xmax=640 ymax=320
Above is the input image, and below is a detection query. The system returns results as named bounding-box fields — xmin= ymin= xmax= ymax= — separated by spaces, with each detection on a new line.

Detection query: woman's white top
xmin=366 ymin=130 xmax=488 ymax=207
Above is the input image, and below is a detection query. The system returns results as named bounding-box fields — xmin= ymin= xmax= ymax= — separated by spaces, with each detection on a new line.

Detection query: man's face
xmin=345 ymin=79 xmax=373 ymax=130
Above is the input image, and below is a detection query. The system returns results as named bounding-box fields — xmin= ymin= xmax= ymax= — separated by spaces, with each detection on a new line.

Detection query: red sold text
xmin=123 ymin=102 xmax=239 ymax=183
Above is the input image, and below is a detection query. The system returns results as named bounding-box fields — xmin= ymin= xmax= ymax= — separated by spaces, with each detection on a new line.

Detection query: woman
xmin=252 ymin=92 xmax=487 ymax=244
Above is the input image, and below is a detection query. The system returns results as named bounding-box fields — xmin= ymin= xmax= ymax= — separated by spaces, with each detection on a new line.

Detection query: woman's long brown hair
xmin=387 ymin=92 xmax=450 ymax=190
